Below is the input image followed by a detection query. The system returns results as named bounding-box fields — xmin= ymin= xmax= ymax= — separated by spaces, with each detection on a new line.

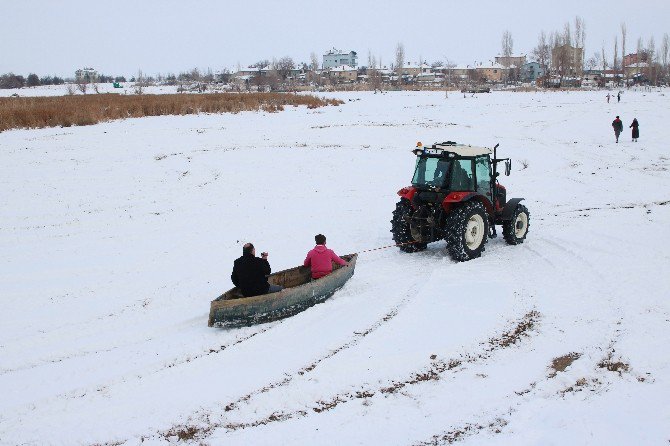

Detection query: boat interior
xmin=222 ymin=254 xmax=355 ymax=300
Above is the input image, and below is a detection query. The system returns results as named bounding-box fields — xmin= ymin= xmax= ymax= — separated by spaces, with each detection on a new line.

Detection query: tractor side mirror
xmin=505 ymin=160 xmax=511 ymax=176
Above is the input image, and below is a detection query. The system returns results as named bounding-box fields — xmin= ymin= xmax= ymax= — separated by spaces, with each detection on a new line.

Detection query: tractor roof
xmin=419 ymin=142 xmax=492 ymax=157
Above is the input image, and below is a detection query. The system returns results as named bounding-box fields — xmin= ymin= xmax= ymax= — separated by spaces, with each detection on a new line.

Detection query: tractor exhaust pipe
xmin=491 ymin=143 xmax=500 ymax=238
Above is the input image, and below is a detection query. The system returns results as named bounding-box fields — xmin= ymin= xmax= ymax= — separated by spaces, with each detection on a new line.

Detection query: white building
xmin=75 ymin=67 xmax=98 ymax=81
xmin=323 ymin=49 xmax=358 ymax=69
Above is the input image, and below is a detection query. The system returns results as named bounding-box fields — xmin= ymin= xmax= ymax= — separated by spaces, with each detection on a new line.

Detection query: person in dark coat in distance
xmin=630 ymin=118 xmax=640 ymax=142
xmin=612 ymin=116 xmax=623 ymax=143
xmin=231 ymin=243 xmax=283 ymax=297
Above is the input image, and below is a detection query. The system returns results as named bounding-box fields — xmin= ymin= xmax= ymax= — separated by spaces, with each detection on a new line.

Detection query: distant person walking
xmin=606 ymin=93 xmax=611 ymax=103
xmin=612 ymin=116 xmax=624 ymax=143
xmin=617 ymin=92 xmax=621 ymax=103
xmin=630 ymin=118 xmax=640 ymax=142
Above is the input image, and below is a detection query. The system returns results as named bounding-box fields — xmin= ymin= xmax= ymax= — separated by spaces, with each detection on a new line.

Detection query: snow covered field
xmin=0 ymin=83 xmax=183 ymax=97
xmin=1 ymin=90 xmax=669 ymax=445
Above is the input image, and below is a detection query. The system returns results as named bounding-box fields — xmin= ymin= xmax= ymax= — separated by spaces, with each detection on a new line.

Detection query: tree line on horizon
xmin=3 ymin=17 xmax=669 ymax=90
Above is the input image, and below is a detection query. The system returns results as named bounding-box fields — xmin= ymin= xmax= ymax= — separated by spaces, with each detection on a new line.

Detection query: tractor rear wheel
xmin=445 ymin=201 xmax=489 ymax=261
xmin=391 ymin=199 xmax=427 ymax=253
xmin=503 ymin=204 xmax=530 ymax=245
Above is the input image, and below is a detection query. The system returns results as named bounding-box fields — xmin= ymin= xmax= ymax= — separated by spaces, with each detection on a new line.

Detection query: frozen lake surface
xmin=1 ymin=90 xmax=669 ymax=445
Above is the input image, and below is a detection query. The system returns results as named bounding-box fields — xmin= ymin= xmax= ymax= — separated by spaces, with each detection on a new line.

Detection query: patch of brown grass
xmin=549 ymin=352 xmax=581 ymax=377
xmin=0 ymin=92 xmax=342 ymax=132
xmin=598 ymin=357 xmax=630 ymax=375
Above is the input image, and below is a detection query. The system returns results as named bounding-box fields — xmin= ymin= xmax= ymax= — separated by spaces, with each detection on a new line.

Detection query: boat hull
xmin=208 ymin=254 xmax=357 ymax=327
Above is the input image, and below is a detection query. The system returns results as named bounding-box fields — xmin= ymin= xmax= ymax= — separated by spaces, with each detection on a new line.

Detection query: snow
xmin=0 ymin=84 xmax=183 ymax=97
xmin=1 ymin=90 xmax=669 ymax=445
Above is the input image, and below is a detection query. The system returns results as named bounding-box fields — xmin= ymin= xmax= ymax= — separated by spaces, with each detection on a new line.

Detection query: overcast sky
xmin=2 ymin=0 xmax=669 ymax=77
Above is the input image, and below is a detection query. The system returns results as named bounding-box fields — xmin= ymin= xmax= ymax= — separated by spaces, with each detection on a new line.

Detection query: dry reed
xmin=0 ymin=92 xmax=343 ymax=132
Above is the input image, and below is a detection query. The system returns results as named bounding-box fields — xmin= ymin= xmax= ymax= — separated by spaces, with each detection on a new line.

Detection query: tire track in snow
xmin=413 ymin=417 xmax=509 ymax=445
xmin=414 ymin=324 xmax=649 ymax=446
xmin=95 ymin=280 xmax=421 ymax=446
xmin=156 ymin=310 xmax=540 ymax=444
xmin=0 ymin=280 xmax=188 ymax=369
xmin=416 ymin=226 xmax=646 ymax=445
xmin=180 ymin=283 xmax=419 ymax=425
xmin=550 ymin=198 xmax=669 ymax=216
xmin=5 ymin=323 xmax=278 ymax=416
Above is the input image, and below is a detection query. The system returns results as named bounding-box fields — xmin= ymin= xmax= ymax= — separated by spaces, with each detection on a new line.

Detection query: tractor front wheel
xmin=503 ymin=204 xmax=530 ymax=245
xmin=445 ymin=201 xmax=489 ymax=261
xmin=391 ymin=199 xmax=427 ymax=253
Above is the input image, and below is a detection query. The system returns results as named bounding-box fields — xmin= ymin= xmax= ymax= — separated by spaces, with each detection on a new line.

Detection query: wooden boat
xmin=208 ymin=254 xmax=357 ymax=327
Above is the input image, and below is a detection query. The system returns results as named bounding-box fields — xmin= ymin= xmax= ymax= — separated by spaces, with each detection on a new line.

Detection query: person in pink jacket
xmin=304 ymin=234 xmax=348 ymax=279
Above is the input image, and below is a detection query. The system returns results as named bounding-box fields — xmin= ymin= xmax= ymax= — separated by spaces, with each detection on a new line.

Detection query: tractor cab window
xmin=475 ymin=156 xmax=491 ymax=194
xmin=412 ymin=157 xmax=451 ymax=188
xmin=449 ymin=159 xmax=474 ymax=191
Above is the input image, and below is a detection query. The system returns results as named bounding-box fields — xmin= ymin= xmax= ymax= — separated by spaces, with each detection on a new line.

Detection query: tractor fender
xmin=501 ymin=198 xmax=525 ymax=220
xmin=397 ymin=186 xmax=417 ymax=201
xmin=442 ymin=192 xmax=494 ymax=215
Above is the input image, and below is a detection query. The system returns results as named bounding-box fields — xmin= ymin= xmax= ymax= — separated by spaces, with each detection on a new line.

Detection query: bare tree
xmin=549 ymin=31 xmax=557 ymax=75
xmin=602 ymin=44 xmax=607 ymax=71
xmin=648 ymin=36 xmax=657 ymax=84
xmin=551 ymin=29 xmax=571 ymax=79
xmin=637 ymin=37 xmax=643 ymax=76
xmin=532 ymin=31 xmax=550 ymax=70
xmin=573 ymin=17 xmax=583 ymax=49
xmin=501 ymin=30 xmax=513 ymax=84
xmin=574 ymin=16 xmax=586 ymax=75
xmin=563 ymin=22 xmax=572 ymax=49
xmin=443 ymin=58 xmax=456 ymax=97
xmin=203 ymin=68 xmax=214 ymax=83
xmin=310 ymin=52 xmax=319 ymax=72
xmin=368 ymin=53 xmax=382 ymax=91
xmin=581 ymin=20 xmax=587 ymax=65
xmin=613 ymin=36 xmax=619 ymax=71
xmin=251 ymin=59 xmax=270 ymax=69
xmin=395 ymin=42 xmax=405 ymax=84
xmin=134 ymin=69 xmax=144 ymax=95
xmin=501 ymin=30 xmax=514 ymax=63
xmin=621 ymin=22 xmax=627 ymax=64
xmin=662 ymin=33 xmax=669 ymax=80
xmin=276 ymin=56 xmax=295 ymax=81
xmin=75 ymin=76 xmax=88 ymax=94
xmin=586 ymin=52 xmax=602 ymax=71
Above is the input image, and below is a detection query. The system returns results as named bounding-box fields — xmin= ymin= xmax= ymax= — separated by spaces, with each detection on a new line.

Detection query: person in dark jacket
xmin=612 ymin=116 xmax=623 ymax=143
xmin=231 ymin=243 xmax=283 ymax=297
xmin=630 ymin=118 xmax=640 ymax=142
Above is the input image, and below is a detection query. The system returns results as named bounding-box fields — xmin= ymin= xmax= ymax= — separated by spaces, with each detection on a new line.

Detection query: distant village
xmin=2 ymin=36 xmax=668 ymax=93
xmin=67 ymin=45 xmax=664 ymax=93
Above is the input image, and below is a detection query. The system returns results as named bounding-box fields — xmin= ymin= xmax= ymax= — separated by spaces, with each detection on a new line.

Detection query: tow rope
xmin=355 ymin=240 xmax=418 ymax=254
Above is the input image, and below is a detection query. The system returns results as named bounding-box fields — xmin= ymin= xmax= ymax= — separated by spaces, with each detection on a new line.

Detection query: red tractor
xmin=391 ymin=141 xmax=529 ymax=261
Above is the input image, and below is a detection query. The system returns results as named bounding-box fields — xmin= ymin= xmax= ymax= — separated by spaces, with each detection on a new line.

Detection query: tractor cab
xmin=411 ymin=141 xmax=510 ymax=210
xmin=412 ymin=141 xmax=493 ymax=194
